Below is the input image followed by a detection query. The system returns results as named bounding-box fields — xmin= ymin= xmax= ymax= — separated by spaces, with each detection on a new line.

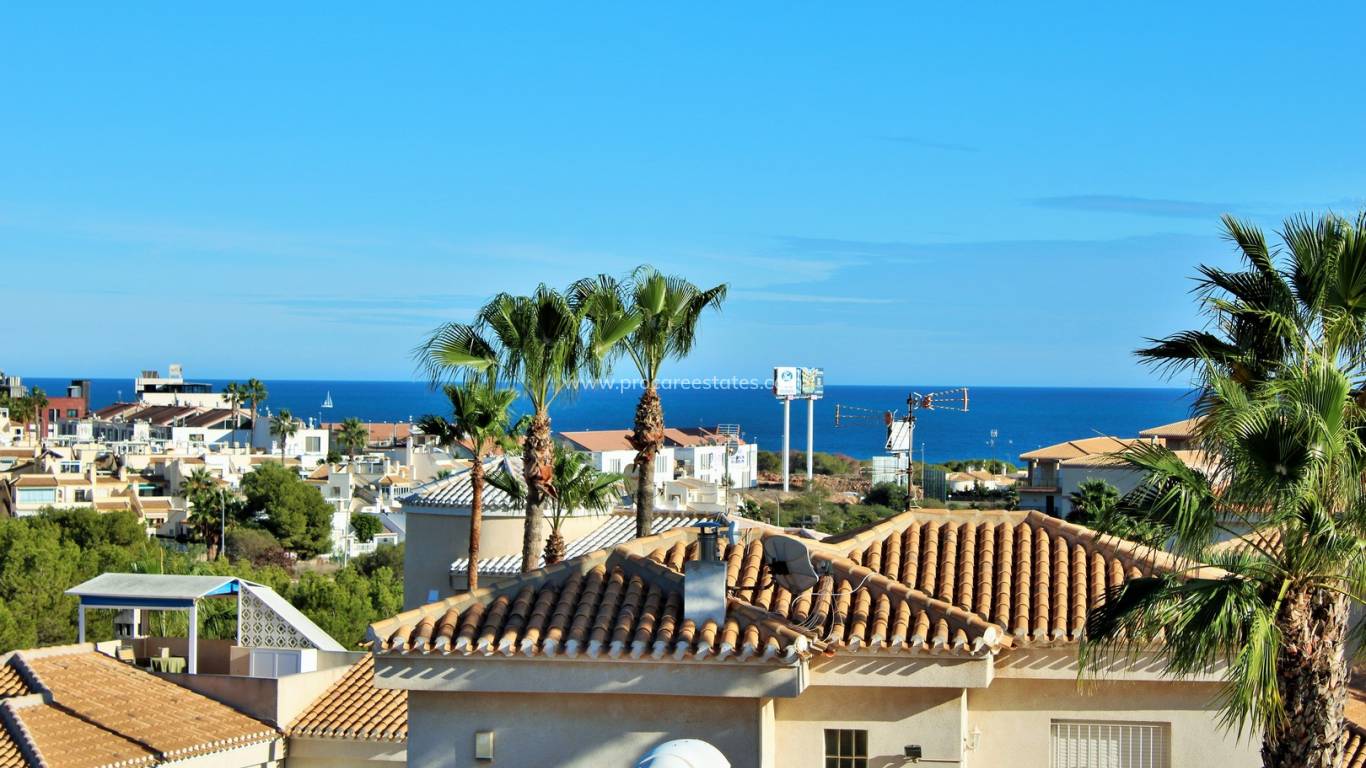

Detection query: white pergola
xmin=66 ymin=573 xmax=343 ymax=674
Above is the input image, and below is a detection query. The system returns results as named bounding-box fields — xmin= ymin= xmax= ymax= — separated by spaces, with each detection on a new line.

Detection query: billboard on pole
xmin=773 ymin=366 xmax=823 ymax=399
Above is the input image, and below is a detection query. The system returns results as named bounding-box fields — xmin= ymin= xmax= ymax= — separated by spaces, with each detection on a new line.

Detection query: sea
xmin=26 ymin=378 xmax=1195 ymax=464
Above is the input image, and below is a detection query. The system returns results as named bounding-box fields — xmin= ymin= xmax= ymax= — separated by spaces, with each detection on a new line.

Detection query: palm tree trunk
xmin=544 ymin=526 xmax=566 ymax=565
xmin=521 ymin=411 xmax=553 ymax=572
xmin=1262 ymin=587 xmax=1350 ymax=768
xmin=629 ymin=385 xmax=664 ymax=538
xmin=468 ymin=456 xmax=484 ymax=591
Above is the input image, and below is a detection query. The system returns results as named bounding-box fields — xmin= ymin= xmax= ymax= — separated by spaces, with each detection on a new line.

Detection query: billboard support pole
xmin=806 ymin=397 xmax=814 ymax=482
xmin=782 ymin=397 xmax=791 ymax=492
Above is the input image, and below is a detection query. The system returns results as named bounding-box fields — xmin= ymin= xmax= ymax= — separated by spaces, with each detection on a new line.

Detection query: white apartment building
xmin=556 ymin=430 xmax=676 ymax=490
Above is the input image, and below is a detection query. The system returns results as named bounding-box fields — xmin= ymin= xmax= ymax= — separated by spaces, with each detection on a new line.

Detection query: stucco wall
xmin=774 ymin=685 xmax=965 ymax=768
xmin=967 ymin=677 xmax=1261 ymax=767
xmin=407 ymin=690 xmax=763 ymax=768
xmin=405 ymin=508 xmax=626 ymax=607
xmin=286 ymin=737 xmax=406 ymax=768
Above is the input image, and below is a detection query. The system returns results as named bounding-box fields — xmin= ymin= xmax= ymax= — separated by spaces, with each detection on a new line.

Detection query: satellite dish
xmin=762 ymin=535 xmax=824 ymax=594
xmin=637 ymin=739 xmax=731 ymax=768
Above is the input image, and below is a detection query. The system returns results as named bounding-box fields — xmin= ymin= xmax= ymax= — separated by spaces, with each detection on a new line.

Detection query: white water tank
xmin=636 ymin=739 xmax=731 ymax=768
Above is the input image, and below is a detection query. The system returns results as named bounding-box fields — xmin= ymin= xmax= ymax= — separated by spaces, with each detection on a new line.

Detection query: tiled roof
xmin=17 ymin=649 xmax=278 ymax=761
xmin=663 ymin=427 xmax=746 ymax=447
xmin=820 ymin=510 xmax=1191 ymax=645
xmin=0 ymin=666 xmax=27 ymax=699
xmin=373 ymin=508 xmax=1193 ymax=671
xmin=1019 ymin=436 xmax=1133 ymax=462
xmin=450 ymin=512 xmax=713 ymax=578
xmin=5 ymin=701 xmax=156 ymax=768
xmin=401 ymin=457 xmax=524 ymax=511
xmin=1138 ymin=417 xmax=1203 ymax=439
xmin=290 ymin=656 xmax=406 ymax=742
xmin=1343 ymin=724 xmax=1366 ymax=768
xmin=180 ymin=409 xmax=237 ymax=429
xmin=556 ymin=430 xmax=636 ymax=452
xmin=371 ymin=533 xmax=813 ymax=663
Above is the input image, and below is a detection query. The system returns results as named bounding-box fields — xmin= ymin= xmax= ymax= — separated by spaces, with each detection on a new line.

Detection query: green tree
xmin=223 ymin=382 xmax=246 ymax=448
xmin=863 ymin=481 xmax=909 ymax=511
xmin=572 ymin=267 xmax=726 ymax=537
xmin=418 ymin=286 xmax=589 ymax=573
xmin=243 ymin=378 xmax=268 ymax=425
xmin=270 ymin=408 xmax=299 ymax=463
xmin=350 ymin=514 xmax=383 ymax=544
xmin=1066 ymin=478 xmax=1120 ymax=524
xmin=181 ymin=467 xmax=223 ymax=559
xmin=417 ymin=379 xmax=518 ymax=590
xmin=336 ymin=417 xmax=369 ymax=461
xmin=1083 ymin=212 xmax=1366 ymax=768
xmin=241 ymin=462 xmax=332 ymax=558
xmin=490 ymin=446 xmax=622 ymax=565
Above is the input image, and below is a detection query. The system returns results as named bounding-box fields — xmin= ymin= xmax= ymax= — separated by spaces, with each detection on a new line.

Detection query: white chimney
xmin=683 ymin=524 xmax=728 ymax=630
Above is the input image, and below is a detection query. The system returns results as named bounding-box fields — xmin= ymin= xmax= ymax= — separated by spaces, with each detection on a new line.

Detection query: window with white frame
xmin=1051 ymin=720 xmax=1170 ymax=768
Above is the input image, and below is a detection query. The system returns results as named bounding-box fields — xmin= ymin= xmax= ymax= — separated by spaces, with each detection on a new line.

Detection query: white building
xmin=251 ymin=408 xmax=330 ymax=467
xmin=556 ymin=430 xmax=675 ymax=490
xmin=134 ymin=363 xmax=232 ymax=408
xmin=665 ymin=426 xmax=759 ymax=489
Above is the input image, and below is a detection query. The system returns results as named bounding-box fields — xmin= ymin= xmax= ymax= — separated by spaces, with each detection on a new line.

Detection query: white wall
xmin=968 ymin=677 xmax=1260 ymax=768
xmin=406 ymin=690 xmax=764 ymax=768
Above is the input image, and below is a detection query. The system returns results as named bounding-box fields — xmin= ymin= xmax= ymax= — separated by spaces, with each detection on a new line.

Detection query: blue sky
xmin=2 ymin=2 xmax=1362 ymax=386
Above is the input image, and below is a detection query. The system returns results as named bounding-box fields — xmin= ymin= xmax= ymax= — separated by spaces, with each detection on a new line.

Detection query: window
xmin=306 ymin=436 xmax=322 ymax=453
xmin=74 ymin=489 xmax=92 ymax=502
xmin=1051 ymin=720 xmax=1170 ymax=768
xmin=66 ymin=409 xmax=79 ymax=418
xmin=16 ymin=488 xmax=56 ymax=504
xmin=60 ymin=461 xmax=81 ymax=473
xmin=189 ymin=433 xmax=205 ymax=443
xmin=823 ymin=729 xmax=867 ymax=768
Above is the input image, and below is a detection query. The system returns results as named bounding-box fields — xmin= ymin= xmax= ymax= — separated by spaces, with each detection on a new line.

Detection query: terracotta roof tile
xmin=818 ymin=510 xmax=1192 ymax=647
xmin=0 ymin=665 xmax=29 ymax=699
xmin=370 ymin=533 xmax=812 ymax=664
xmin=6 ymin=701 xmax=157 ymax=768
xmin=18 ymin=650 xmax=278 ymax=761
xmin=290 ymin=656 xmax=406 ymax=742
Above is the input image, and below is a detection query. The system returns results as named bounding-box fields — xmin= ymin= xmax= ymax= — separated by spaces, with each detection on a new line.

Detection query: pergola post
xmin=77 ymin=604 xmax=86 ymax=643
xmin=187 ymin=601 xmax=198 ymax=675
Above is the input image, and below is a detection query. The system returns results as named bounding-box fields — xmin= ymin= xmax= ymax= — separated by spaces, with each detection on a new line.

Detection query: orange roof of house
xmin=1138 ymin=417 xmax=1203 ymax=439
xmin=12 ymin=476 xmax=57 ymax=488
xmin=662 ymin=427 xmax=746 ymax=447
xmin=290 ymin=655 xmax=406 ymax=742
xmin=370 ymin=531 xmax=817 ymax=662
xmin=5 ymin=702 xmax=157 ymax=768
xmin=372 ymin=507 xmax=1191 ymax=665
xmin=556 ymin=430 xmax=637 ymax=452
xmin=1019 ymin=436 xmax=1133 ymax=462
xmin=13 ymin=649 xmax=278 ymax=763
xmin=0 ymin=665 xmax=28 ymax=698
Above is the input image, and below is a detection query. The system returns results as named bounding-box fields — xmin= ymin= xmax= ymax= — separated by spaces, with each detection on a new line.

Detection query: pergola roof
xmin=66 ymin=574 xmax=242 ymax=607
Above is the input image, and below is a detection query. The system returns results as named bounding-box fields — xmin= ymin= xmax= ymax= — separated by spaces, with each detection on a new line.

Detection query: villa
xmin=367 ymin=508 xmax=1266 ymax=768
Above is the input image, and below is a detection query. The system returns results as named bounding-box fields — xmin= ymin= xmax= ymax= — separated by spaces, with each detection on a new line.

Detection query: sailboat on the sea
xmin=321 ymin=391 xmax=334 ymax=410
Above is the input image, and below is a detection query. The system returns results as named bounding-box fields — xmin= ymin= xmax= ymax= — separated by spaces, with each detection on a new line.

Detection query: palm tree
xmin=418 ymin=286 xmax=589 ymax=572
xmin=181 ymin=467 xmax=222 ymax=559
xmin=271 ymin=409 xmax=299 ymax=464
xmin=1136 ymin=213 xmax=1366 ymax=387
xmin=1067 ymin=477 xmax=1120 ymax=524
xmin=417 ymin=380 xmax=518 ymax=589
xmin=571 ymin=266 xmax=726 ymax=537
xmin=223 ymin=382 xmax=245 ymax=449
xmin=490 ymin=445 xmax=622 ymax=565
xmin=1082 ymin=211 xmax=1366 ymax=768
xmin=337 ymin=417 xmax=369 ymax=462
xmin=26 ymin=388 xmax=48 ymax=441
xmin=243 ymin=378 xmax=268 ymax=448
